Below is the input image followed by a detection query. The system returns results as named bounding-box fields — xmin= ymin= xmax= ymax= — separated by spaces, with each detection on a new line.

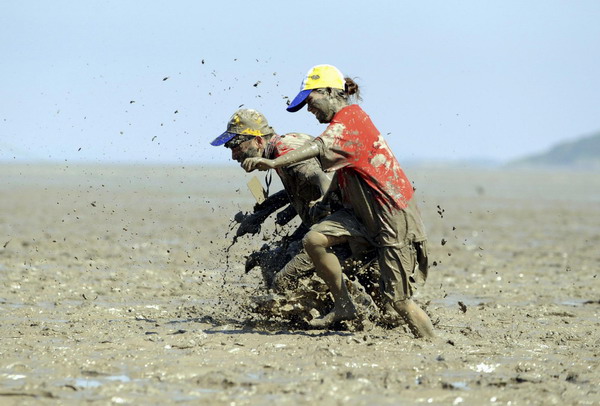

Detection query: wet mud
xmin=1 ymin=164 xmax=599 ymax=405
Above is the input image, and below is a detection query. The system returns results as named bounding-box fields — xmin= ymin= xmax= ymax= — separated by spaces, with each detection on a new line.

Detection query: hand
xmin=236 ymin=214 xmax=262 ymax=237
xmin=275 ymin=205 xmax=297 ymax=226
xmin=242 ymin=157 xmax=275 ymax=172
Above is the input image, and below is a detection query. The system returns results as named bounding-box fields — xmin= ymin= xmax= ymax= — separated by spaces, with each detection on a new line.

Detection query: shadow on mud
xmin=166 ymin=314 xmax=356 ymax=337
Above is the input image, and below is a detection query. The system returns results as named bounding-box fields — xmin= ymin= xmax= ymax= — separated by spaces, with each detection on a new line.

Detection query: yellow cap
xmin=302 ymin=64 xmax=345 ymax=91
xmin=287 ymin=64 xmax=345 ymax=112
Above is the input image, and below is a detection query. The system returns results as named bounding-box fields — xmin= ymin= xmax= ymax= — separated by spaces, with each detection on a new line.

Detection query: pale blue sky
xmin=1 ymin=1 xmax=599 ymax=164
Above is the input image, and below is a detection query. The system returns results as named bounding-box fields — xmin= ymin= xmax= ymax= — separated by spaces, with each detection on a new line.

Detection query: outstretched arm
xmin=242 ymin=141 xmax=320 ymax=172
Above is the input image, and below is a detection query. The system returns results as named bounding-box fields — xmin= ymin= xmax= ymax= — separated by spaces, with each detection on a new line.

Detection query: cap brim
xmin=210 ymin=131 xmax=238 ymax=146
xmin=286 ymin=89 xmax=313 ymax=112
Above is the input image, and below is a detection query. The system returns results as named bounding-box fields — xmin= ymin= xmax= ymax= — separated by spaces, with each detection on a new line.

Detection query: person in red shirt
xmin=243 ymin=65 xmax=434 ymax=338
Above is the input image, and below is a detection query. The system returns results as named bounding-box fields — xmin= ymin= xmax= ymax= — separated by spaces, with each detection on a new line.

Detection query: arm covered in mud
xmin=235 ymin=190 xmax=290 ymax=237
xmin=274 ymin=204 xmax=298 ymax=226
xmin=242 ymin=141 xmax=320 ymax=172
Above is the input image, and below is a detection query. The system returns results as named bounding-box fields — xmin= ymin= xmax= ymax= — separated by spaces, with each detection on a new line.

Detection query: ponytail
xmin=344 ymin=77 xmax=361 ymax=103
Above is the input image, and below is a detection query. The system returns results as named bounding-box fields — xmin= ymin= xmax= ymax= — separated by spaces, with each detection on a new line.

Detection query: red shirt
xmin=266 ymin=133 xmax=310 ymax=159
xmin=316 ymin=105 xmax=413 ymax=210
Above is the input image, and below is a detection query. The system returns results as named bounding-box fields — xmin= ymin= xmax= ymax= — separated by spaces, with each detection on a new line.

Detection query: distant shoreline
xmin=1 ymin=159 xmax=597 ymax=173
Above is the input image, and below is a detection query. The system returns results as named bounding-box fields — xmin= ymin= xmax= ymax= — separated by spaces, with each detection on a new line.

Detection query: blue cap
xmin=210 ymin=131 xmax=238 ymax=146
xmin=286 ymin=89 xmax=313 ymax=112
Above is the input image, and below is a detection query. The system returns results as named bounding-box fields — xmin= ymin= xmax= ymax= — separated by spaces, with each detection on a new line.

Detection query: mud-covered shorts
xmin=372 ymin=200 xmax=429 ymax=303
xmin=273 ymin=209 xmax=371 ymax=292
xmin=309 ymin=208 xmax=373 ymax=255
xmin=310 ymin=206 xmax=428 ymax=303
xmin=378 ymin=239 xmax=428 ymax=302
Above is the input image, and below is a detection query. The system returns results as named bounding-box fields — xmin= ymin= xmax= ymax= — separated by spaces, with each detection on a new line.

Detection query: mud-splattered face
xmin=225 ymin=136 xmax=262 ymax=164
xmin=306 ymin=89 xmax=339 ymax=123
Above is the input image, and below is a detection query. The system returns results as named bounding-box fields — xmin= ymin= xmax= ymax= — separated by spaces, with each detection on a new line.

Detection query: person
xmin=210 ymin=108 xmax=335 ymax=289
xmin=242 ymin=65 xmax=435 ymax=338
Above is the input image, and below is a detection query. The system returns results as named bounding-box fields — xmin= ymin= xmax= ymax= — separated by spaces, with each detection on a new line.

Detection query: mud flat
xmin=0 ymin=163 xmax=598 ymax=405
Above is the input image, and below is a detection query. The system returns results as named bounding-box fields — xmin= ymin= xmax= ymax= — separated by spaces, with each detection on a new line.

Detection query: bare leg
xmin=393 ymin=299 xmax=435 ymax=338
xmin=303 ymin=231 xmax=357 ymax=327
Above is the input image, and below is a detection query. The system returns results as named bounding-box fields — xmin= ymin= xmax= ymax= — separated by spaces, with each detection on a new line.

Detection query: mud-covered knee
xmin=302 ymin=230 xmax=326 ymax=253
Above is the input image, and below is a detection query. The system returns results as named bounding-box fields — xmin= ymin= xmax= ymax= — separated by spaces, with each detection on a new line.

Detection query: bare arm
xmin=242 ymin=141 xmax=320 ymax=172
